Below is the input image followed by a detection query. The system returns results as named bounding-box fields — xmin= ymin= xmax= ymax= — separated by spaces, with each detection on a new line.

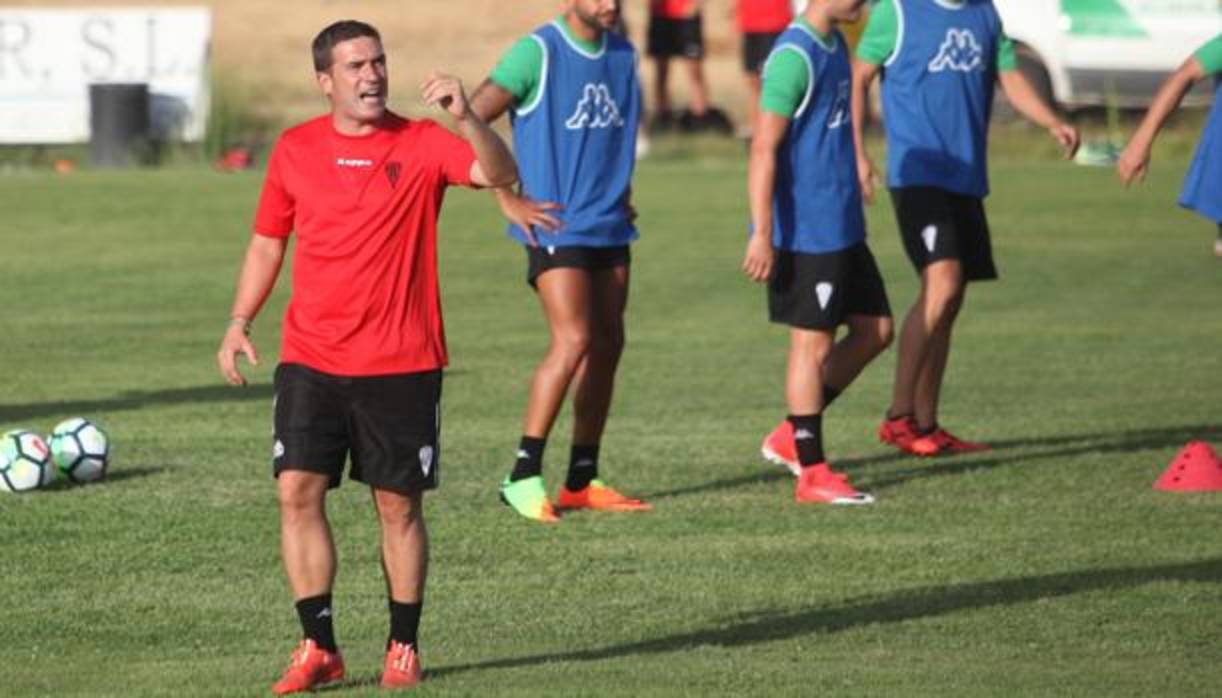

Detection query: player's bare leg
xmin=560 ymin=264 xmax=649 ymax=511
xmin=788 ymin=328 xmax=874 ymax=504
xmin=823 ymin=313 xmax=894 ymax=393
xmin=570 ymin=265 xmax=628 ymax=446
xmin=913 ymin=291 xmax=963 ymax=431
xmin=683 ymin=57 xmax=710 ymax=117
xmin=888 ymin=259 xmax=962 ymax=420
xmin=523 ymin=269 xmax=594 ymax=438
xmin=653 ymin=56 xmax=673 ymax=124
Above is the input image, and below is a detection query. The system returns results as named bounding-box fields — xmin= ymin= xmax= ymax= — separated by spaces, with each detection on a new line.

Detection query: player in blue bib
xmin=743 ymin=0 xmax=891 ymax=505
xmin=852 ymin=0 xmax=1079 ymax=456
xmin=1119 ymin=33 xmax=1222 ymax=258
xmin=472 ymin=0 xmax=650 ymax=522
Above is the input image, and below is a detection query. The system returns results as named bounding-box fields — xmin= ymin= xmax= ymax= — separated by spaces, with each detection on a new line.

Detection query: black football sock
xmin=509 ymin=436 xmax=546 ymax=482
xmin=788 ymin=414 xmax=825 ymax=468
xmin=565 ymin=443 xmax=600 ymax=490
xmin=296 ymin=594 xmax=337 ymax=652
xmin=822 ymin=385 xmax=842 ymax=410
xmin=388 ymin=599 xmax=422 ymax=650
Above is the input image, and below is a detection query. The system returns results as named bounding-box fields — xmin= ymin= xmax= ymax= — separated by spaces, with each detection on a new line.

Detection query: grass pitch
xmin=2 ymin=140 xmax=1220 ymax=697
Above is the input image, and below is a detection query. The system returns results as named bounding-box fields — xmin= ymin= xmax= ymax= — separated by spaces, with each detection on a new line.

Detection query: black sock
xmin=388 ymin=600 xmax=422 ymax=649
xmin=509 ymin=436 xmax=546 ymax=482
xmin=565 ymin=444 xmax=600 ymax=490
xmin=822 ymin=385 xmax=842 ymax=410
xmin=296 ymin=594 xmax=337 ymax=652
xmin=788 ymin=414 xmax=825 ymax=467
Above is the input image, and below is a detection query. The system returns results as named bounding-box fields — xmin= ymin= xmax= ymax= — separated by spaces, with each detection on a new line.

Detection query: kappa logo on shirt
xmin=336 ymin=157 xmax=374 ymax=168
xmin=386 ymin=161 xmax=402 ymax=188
xmin=928 ymin=28 xmax=984 ymax=73
xmin=565 ymin=83 xmax=625 ymax=130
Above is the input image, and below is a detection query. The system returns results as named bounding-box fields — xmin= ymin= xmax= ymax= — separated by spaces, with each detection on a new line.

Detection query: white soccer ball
xmin=49 ymin=418 xmax=110 ymax=484
xmin=0 ymin=429 xmax=55 ymax=493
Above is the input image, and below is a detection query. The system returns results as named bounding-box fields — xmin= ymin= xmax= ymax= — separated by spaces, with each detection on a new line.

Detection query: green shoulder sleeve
xmin=489 ymin=35 xmax=544 ymax=107
xmin=997 ymin=32 xmax=1017 ymax=72
xmin=760 ymin=46 xmax=812 ymax=119
xmin=856 ymin=0 xmax=899 ymax=65
xmin=1194 ymin=34 xmax=1222 ymax=76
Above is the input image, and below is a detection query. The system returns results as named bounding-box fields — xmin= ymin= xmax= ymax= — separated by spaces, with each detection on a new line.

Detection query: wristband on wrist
xmin=228 ymin=317 xmax=252 ymax=336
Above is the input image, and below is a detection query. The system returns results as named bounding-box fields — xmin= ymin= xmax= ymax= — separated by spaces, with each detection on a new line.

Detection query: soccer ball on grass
xmin=49 ymin=418 xmax=110 ymax=484
xmin=0 ymin=429 xmax=55 ymax=493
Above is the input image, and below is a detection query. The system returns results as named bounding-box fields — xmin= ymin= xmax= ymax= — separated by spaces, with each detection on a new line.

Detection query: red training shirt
xmin=737 ymin=0 xmax=793 ymax=33
xmin=651 ymin=0 xmax=697 ymax=20
xmin=253 ymin=112 xmax=476 ymax=376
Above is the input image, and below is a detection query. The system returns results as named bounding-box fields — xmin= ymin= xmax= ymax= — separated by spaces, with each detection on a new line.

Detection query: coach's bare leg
xmin=278 ymin=471 xmax=336 ymax=599
xmin=522 ymin=269 xmax=593 ymax=438
xmin=788 ymin=329 xmax=835 ymax=416
xmin=823 ymin=313 xmax=894 ymax=394
xmin=373 ymin=488 xmax=428 ymax=602
xmin=888 ymin=260 xmax=963 ymax=424
xmin=571 ymin=265 xmax=629 ymax=445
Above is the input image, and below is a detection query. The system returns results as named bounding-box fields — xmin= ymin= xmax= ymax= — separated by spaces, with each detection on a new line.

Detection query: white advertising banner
xmin=0 ymin=7 xmax=211 ymax=144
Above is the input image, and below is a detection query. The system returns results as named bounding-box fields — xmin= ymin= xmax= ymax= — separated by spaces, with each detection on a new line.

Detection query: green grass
xmin=2 ymin=136 xmax=1221 ymax=697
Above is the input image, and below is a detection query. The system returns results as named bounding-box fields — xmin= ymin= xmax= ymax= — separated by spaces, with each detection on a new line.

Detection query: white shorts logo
xmin=921 ymin=225 xmax=939 ymax=253
xmin=928 ymin=29 xmax=984 ymax=73
xmin=273 ymin=439 xmax=285 ymax=459
xmin=565 ymin=83 xmax=625 ymax=130
xmin=419 ymin=445 xmax=434 ymax=477
xmin=815 ymin=282 xmax=835 ymax=311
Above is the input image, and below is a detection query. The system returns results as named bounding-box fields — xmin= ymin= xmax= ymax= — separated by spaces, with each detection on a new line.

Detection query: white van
xmin=995 ymin=0 xmax=1222 ymax=108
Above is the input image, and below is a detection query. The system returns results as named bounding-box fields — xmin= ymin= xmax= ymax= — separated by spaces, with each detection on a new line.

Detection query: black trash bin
xmin=89 ymin=83 xmax=152 ymax=168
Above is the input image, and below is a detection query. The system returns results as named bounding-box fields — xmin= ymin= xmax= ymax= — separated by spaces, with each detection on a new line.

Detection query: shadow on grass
xmin=424 ymin=557 xmax=1222 ymax=681
xmin=647 ymin=423 xmax=1222 ymax=499
xmin=0 ymin=370 xmax=472 ymax=424
xmin=0 ymin=384 xmax=275 ymax=423
xmin=37 ymin=465 xmax=168 ymax=494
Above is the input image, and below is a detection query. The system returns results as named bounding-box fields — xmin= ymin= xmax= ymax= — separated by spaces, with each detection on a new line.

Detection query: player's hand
xmin=217 ymin=323 xmax=258 ymax=387
xmin=742 ymin=233 xmax=774 ymax=283
xmin=421 ymin=72 xmax=471 ymax=121
xmin=496 ymin=190 xmax=562 ymax=247
xmin=856 ymin=154 xmax=878 ymax=204
xmin=1049 ymin=122 xmax=1080 ymax=159
xmin=1116 ymin=142 xmax=1150 ymax=187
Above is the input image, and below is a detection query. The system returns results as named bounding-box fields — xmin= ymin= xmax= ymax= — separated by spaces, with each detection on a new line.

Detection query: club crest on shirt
xmin=928 ymin=29 xmax=984 ymax=73
xmin=385 ymin=161 xmax=402 ymax=188
xmin=565 ymin=83 xmax=625 ymax=130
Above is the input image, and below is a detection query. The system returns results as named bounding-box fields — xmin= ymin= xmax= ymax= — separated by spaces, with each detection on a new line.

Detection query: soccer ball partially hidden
xmin=0 ymin=430 xmax=55 ymax=493
xmin=49 ymin=418 xmax=110 ymax=484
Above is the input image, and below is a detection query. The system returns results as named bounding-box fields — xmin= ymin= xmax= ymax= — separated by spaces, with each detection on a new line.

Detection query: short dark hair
xmin=312 ymin=20 xmax=381 ymax=72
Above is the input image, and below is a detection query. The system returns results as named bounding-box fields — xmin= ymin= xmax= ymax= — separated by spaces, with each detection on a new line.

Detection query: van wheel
xmin=1015 ymin=44 xmax=1056 ymax=109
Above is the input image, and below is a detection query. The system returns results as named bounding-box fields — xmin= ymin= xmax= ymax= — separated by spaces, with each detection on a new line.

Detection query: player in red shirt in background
xmin=648 ymin=0 xmax=716 ymax=131
xmin=216 ymin=20 xmax=516 ymax=694
xmin=737 ymin=0 xmax=794 ymax=137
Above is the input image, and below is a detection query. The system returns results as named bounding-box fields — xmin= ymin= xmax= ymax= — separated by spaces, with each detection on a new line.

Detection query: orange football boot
xmin=381 ymin=640 xmax=423 ymax=689
xmin=272 ymin=639 xmax=344 ymax=695
xmin=557 ymin=480 xmax=652 ymax=512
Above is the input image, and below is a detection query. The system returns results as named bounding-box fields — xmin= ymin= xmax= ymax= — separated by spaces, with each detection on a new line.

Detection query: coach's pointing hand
xmin=218 ymin=320 xmax=258 ymax=387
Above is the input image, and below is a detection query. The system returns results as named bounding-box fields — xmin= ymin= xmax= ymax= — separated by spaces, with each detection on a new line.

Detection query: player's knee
xmin=874 ymin=317 xmax=895 ymax=353
xmin=374 ymin=490 xmax=423 ymax=530
xmin=277 ymin=474 xmax=326 ymax=519
xmin=551 ymin=329 xmax=593 ymax=363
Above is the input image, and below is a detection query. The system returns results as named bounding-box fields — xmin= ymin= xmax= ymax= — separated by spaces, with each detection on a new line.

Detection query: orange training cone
xmin=1153 ymin=441 xmax=1222 ymax=492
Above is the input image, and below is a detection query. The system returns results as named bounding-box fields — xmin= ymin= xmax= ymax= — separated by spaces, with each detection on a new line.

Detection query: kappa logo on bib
xmin=928 ymin=29 xmax=984 ymax=73
xmin=565 ymin=83 xmax=625 ymax=130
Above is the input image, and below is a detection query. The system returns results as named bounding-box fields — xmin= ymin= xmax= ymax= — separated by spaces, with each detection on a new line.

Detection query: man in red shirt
xmin=215 ymin=20 xmax=516 ymax=694
xmin=737 ymin=0 xmax=794 ymax=137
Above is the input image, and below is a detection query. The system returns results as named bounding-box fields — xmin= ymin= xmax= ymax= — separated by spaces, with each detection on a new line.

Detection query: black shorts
xmin=742 ymin=31 xmax=782 ymax=74
xmin=526 ymin=244 xmax=631 ymax=287
xmin=648 ymin=15 xmax=704 ymax=59
xmin=768 ymin=242 xmax=892 ymax=331
xmin=273 ymin=363 xmax=441 ymax=492
xmin=889 ymin=186 xmax=998 ymax=282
